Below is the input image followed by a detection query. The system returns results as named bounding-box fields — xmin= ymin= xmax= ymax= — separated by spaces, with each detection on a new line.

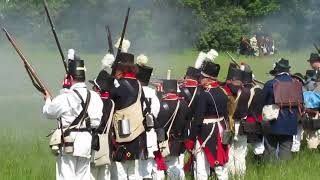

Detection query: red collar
xmin=100 ymin=92 xmax=110 ymax=99
xmin=163 ymin=93 xmax=183 ymax=100
xmin=183 ymin=79 xmax=198 ymax=87
xmin=204 ymin=81 xmax=220 ymax=89
xmin=223 ymin=84 xmax=232 ymax=95
xmin=123 ymin=72 xmax=136 ymax=79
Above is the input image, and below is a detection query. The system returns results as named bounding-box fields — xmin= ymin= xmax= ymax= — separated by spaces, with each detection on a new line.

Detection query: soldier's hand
xmin=44 ymin=91 xmax=51 ymax=101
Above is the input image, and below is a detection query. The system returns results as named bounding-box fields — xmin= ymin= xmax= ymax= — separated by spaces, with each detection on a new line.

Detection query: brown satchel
xmin=273 ymin=79 xmax=303 ymax=110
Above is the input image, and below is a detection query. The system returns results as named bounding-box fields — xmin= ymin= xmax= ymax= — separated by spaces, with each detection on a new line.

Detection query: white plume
xmin=115 ymin=38 xmax=131 ymax=53
xmin=137 ymin=54 xmax=149 ymax=66
xmin=206 ymin=49 xmax=218 ymax=61
xmin=67 ymin=49 xmax=75 ymax=60
xmin=101 ymin=53 xmax=115 ymax=69
xmin=195 ymin=51 xmax=207 ymax=69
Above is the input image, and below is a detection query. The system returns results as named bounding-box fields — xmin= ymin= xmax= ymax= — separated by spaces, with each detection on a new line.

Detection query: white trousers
xmin=194 ymin=141 xmax=228 ymax=180
xmin=292 ymin=124 xmax=303 ymax=152
xmin=111 ymin=160 xmax=142 ymax=180
xmin=165 ymin=154 xmax=185 ymax=180
xmin=56 ymin=154 xmax=91 ymax=180
xmin=253 ymin=138 xmax=265 ymax=155
xmin=90 ymin=165 xmax=111 ymax=180
xmin=139 ymin=159 xmax=165 ymax=180
xmin=227 ymin=135 xmax=247 ymax=176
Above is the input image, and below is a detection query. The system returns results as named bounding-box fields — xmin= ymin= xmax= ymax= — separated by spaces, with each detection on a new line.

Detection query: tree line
xmin=1 ymin=0 xmax=319 ymax=53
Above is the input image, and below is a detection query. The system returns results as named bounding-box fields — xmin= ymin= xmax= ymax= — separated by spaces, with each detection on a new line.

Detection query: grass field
xmin=0 ymin=41 xmax=318 ymax=179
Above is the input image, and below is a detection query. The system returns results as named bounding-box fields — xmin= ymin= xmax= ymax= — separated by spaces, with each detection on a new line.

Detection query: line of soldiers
xmin=42 ymin=40 xmax=320 ymax=180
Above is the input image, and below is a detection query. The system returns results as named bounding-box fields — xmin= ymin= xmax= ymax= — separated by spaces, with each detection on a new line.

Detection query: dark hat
xmin=137 ymin=65 xmax=153 ymax=85
xmin=89 ymin=70 xmax=114 ymax=92
xmin=307 ymin=53 xmax=320 ymax=63
xmin=269 ymin=58 xmax=290 ymax=75
xmin=68 ymin=55 xmax=86 ymax=81
xmin=292 ymin=73 xmax=305 ymax=84
xmin=163 ymin=80 xmax=177 ymax=93
xmin=305 ymin=70 xmax=316 ymax=81
xmin=242 ymin=71 xmax=253 ymax=84
xmin=116 ymin=52 xmax=135 ymax=64
xmin=226 ymin=63 xmax=238 ymax=80
xmin=201 ymin=61 xmax=220 ymax=79
xmin=185 ymin=67 xmax=201 ymax=80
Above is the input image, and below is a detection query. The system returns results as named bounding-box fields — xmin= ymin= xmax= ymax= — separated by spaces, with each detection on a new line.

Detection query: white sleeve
xmin=42 ymin=94 xmax=69 ymax=119
xmin=88 ymin=91 xmax=103 ymax=128
xmin=150 ymin=92 xmax=161 ymax=119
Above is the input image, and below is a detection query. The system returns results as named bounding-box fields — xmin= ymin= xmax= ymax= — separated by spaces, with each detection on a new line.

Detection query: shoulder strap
xmin=188 ymin=87 xmax=198 ymax=107
xmin=71 ymin=90 xmax=91 ymax=127
xmin=103 ymin=100 xmax=115 ymax=134
xmin=165 ymin=100 xmax=180 ymax=137
xmin=247 ymin=86 xmax=258 ymax=108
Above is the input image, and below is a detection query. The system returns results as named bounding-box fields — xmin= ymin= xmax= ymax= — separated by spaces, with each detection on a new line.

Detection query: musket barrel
xmin=43 ymin=0 xmax=67 ymax=72
xmin=2 ymin=27 xmax=52 ymax=97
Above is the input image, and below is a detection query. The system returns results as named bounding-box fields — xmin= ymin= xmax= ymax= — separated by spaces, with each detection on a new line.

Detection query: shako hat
xmin=185 ymin=66 xmax=201 ymax=80
xmin=226 ymin=63 xmax=238 ymax=80
xmin=163 ymin=80 xmax=178 ymax=93
xmin=307 ymin=53 xmax=320 ymax=63
xmin=89 ymin=70 xmax=114 ymax=92
xmin=136 ymin=54 xmax=153 ymax=85
xmin=240 ymin=63 xmax=253 ymax=84
xmin=269 ymin=58 xmax=290 ymax=75
xmin=116 ymin=52 xmax=135 ymax=64
xmin=67 ymin=49 xmax=86 ymax=81
xmin=201 ymin=61 xmax=220 ymax=79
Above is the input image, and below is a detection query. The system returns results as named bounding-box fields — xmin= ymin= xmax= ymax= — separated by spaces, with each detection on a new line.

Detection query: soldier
xmin=135 ymin=54 xmax=163 ymax=180
xmin=224 ymin=64 xmax=249 ymax=177
xmin=185 ymin=61 xmax=229 ymax=180
xmin=262 ymin=58 xmax=302 ymax=160
xmin=307 ymin=53 xmax=320 ymax=71
xmin=89 ymin=70 xmax=116 ymax=180
xmin=156 ymin=80 xmax=191 ymax=180
xmin=43 ymin=50 xmax=103 ymax=180
xmin=110 ymin=52 xmax=145 ymax=180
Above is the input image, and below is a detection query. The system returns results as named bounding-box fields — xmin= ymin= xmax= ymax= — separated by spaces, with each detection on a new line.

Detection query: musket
xmin=112 ymin=7 xmax=131 ymax=75
xmin=2 ymin=27 xmax=52 ymax=97
xmin=105 ymin=25 xmax=114 ymax=55
xmin=313 ymin=43 xmax=320 ymax=54
xmin=43 ymin=0 xmax=67 ymax=72
xmin=226 ymin=52 xmax=265 ymax=85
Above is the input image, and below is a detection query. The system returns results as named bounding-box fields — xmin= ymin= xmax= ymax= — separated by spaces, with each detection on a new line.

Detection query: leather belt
xmin=203 ymin=117 xmax=224 ymax=124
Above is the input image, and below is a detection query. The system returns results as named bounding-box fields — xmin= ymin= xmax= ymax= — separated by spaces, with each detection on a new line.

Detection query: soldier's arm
xmin=42 ymin=94 xmax=69 ymax=119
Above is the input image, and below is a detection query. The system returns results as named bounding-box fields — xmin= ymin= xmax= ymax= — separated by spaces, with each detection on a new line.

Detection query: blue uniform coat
xmin=262 ymin=73 xmax=298 ymax=135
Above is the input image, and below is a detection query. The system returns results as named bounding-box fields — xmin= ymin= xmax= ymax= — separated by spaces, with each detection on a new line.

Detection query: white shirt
xmin=43 ymin=82 xmax=103 ymax=158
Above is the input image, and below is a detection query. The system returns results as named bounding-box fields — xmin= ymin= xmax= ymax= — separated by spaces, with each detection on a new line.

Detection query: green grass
xmin=0 ymin=41 xmax=317 ymax=179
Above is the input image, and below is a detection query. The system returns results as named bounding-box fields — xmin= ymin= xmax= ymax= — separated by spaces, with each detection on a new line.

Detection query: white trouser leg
xmin=56 ymin=154 xmax=90 ymax=180
xmin=194 ymin=140 xmax=210 ymax=180
xmin=113 ymin=160 xmax=142 ymax=180
xmin=227 ymin=135 xmax=247 ymax=176
xmin=151 ymin=159 xmax=165 ymax=180
xmin=253 ymin=137 xmax=265 ymax=155
xmin=139 ymin=159 xmax=153 ymax=179
xmin=214 ymin=165 xmax=229 ymax=180
xmin=291 ymin=124 xmax=303 ymax=152
xmin=90 ymin=165 xmax=111 ymax=180
xmin=166 ymin=155 xmax=185 ymax=180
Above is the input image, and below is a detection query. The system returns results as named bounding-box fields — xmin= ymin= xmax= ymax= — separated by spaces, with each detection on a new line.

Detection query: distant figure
xmin=250 ymin=34 xmax=259 ymax=56
xmin=239 ymin=36 xmax=252 ymax=55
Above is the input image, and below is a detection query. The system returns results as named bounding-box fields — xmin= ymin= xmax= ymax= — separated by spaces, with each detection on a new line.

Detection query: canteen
xmin=119 ymin=116 xmax=131 ymax=136
xmin=156 ymin=128 xmax=166 ymax=142
xmin=146 ymin=114 xmax=154 ymax=128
